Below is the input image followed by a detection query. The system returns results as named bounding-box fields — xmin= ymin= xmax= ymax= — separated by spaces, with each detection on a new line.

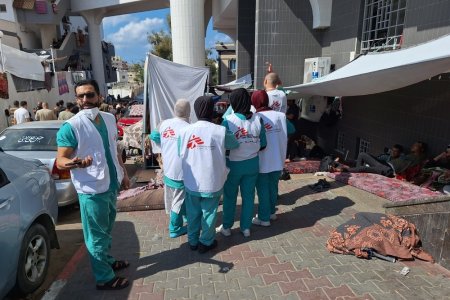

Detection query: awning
xmin=285 ymin=34 xmax=450 ymax=97
xmin=1 ymin=44 xmax=45 ymax=81
xmin=215 ymin=74 xmax=252 ymax=92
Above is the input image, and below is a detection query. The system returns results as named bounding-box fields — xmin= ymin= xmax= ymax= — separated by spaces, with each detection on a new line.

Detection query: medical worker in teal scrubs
xmin=178 ymin=96 xmax=239 ymax=253
xmin=217 ymin=88 xmax=267 ymax=238
xmin=150 ymin=99 xmax=191 ymax=238
xmin=251 ymin=90 xmax=294 ymax=226
xmin=56 ymin=79 xmax=130 ymax=291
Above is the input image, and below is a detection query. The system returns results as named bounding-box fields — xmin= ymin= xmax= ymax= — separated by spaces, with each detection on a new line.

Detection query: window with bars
xmin=359 ymin=138 xmax=371 ymax=154
xmin=361 ymin=0 xmax=407 ymax=52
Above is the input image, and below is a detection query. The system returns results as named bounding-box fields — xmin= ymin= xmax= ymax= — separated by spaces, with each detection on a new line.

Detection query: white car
xmin=0 ymin=151 xmax=59 ymax=298
xmin=0 ymin=121 xmax=78 ymax=206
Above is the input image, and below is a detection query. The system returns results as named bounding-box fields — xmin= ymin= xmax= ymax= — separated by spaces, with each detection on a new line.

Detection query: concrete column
xmin=81 ymin=11 xmax=107 ymax=95
xmin=40 ymin=24 xmax=57 ymax=50
xmin=170 ymin=0 xmax=205 ymax=67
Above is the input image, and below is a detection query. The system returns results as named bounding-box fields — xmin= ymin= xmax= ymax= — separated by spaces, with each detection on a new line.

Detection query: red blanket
xmin=284 ymin=160 xmax=321 ymax=174
xmin=327 ymin=172 xmax=441 ymax=202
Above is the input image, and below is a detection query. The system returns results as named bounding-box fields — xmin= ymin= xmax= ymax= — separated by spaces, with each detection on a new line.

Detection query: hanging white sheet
xmin=144 ymin=54 xmax=209 ymax=153
xmin=1 ymin=44 xmax=45 ymax=81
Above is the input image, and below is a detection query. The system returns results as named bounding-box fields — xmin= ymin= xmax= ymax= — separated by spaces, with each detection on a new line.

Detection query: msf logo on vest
xmin=187 ymin=135 xmax=204 ymax=149
xmin=235 ymin=127 xmax=248 ymax=139
xmin=271 ymin=101 xmax=281 ymax=111
xmin=162 ymin=127 xmax=176 ymax=139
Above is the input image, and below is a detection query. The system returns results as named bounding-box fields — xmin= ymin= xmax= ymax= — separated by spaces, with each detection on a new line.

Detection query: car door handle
xmin=0 ymin=198 xmax=11 ymax=209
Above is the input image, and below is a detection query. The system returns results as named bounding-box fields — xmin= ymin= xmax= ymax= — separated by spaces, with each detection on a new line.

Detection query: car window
xmin=0 ymin=128 xmax=58 ymax=151
xmin=0 ymin=168 xmax=10 ymax=188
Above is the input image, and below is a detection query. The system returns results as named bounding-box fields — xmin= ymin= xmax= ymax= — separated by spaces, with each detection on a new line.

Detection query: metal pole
xmin=0 ymin=31 xmax=5 ymax=73
xmin=49 ymin=45 xmax=56 ymax=73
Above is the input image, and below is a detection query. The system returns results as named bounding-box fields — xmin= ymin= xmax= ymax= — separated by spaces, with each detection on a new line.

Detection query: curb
xmin=41 ymin=244 xmax=87 ymax=300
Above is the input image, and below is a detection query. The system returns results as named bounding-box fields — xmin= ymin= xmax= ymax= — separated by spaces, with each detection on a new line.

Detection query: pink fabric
xmin=284 ymin=160 xmax=321 ymax=174
xmin=327 ymin=172 xmax=442 ymax=202
xmin=35 ymin=0 xmax=47 ymax=13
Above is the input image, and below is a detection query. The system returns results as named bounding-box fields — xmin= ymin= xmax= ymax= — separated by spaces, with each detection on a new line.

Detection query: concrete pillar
xmin=170 ymin=0 xmax=205 ymax=67
xmin=40 ymin=24 xmax=57 ymax=50
xmin=81 ymin=11 xmax=107 ymax=95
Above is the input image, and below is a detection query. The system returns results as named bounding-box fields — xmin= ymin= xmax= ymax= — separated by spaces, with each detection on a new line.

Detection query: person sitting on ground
xmin=334 ymin=142 xmax=427 ymax=178
xmin=58 ymin=102 xmax=76 ymax=120
xmin=424 ymin=144 xmax=450 ymax=169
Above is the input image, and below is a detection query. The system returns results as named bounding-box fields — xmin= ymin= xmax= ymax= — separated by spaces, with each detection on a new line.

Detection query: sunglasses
xmin=76 ymin=92 xmax=96 ymax=99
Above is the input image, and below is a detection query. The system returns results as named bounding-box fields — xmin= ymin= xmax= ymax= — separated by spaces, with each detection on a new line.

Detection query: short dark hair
xmin=392 ymin=144 xmax=404 ymax=153
xmin=417 ymin=141 xmax=427 ymax=153
xmin=66 ymin=102 xmax=75 ymax=110
xmin=58 ymin=100 xmax=64 ymax=106
xmin=13 ymin=100 xmax=19 ymax=107
xmin=20 ymin=101 xmax=27 ymax=107
xmin=74 ymin=79 xmax=100 ymax=95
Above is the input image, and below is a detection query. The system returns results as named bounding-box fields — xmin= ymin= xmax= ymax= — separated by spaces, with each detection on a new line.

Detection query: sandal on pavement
xmin=96 ymin=276 xmax=129 ymax=290
xmin=111 ymin=260 xmax=130 ymax=271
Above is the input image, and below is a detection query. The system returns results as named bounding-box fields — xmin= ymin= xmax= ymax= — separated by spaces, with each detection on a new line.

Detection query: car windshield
xmin=0 ymin=128 xmax=58 ymax=151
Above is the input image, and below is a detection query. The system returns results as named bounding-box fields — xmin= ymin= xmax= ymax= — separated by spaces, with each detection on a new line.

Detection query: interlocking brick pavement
xmin=55 ymin=174 xmax=450 ymax=299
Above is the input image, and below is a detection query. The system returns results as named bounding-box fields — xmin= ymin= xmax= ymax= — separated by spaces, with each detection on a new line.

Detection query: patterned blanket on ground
xmin=327 ymin=212 xmax=434 ymax=262
xmin=284 ymin=160 xmax=321 ymax=174
xmin=327 ymin=172 xmax=442 ymax=202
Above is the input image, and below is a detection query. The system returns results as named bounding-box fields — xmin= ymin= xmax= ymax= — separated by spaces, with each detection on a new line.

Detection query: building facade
xmin=234 ymin=0 xmax=450 ymax=158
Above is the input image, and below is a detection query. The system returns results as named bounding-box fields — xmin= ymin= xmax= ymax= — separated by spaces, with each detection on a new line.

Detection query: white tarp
xmin=144 ymin=54 xmax=209 ymax=153
xmin=1 ymin=44 xmax=45 ymax=81
xmin=286 ymin=34 xmax=450 ymax=96
xmin=216 ymin=73 xmax=252 ymax=90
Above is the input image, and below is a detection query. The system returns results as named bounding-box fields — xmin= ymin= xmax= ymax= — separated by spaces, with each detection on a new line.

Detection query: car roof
xmin=5 ymin=120 xmax=64 ymax=130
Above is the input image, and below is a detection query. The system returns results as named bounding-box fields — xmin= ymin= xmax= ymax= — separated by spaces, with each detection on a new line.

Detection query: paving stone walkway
xmin=56 ymin=174 xmax=450 ymax=300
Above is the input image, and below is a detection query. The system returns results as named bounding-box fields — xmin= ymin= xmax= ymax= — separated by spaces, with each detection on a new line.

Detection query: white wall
xmin=0 ymin=0 xmax=16 ymax=22
xmin=0 ymin=72 xmax=76 ymax=131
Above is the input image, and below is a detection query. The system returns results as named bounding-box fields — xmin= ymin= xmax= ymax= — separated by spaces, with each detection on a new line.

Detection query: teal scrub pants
xmin=185 ymin=193 xmax=220 ymax=246
xmin=78 ymin=190 xmax=117 ymax=284
xmin=222 ymin=158 xmax=259 ymax=231
xmin=169 ymin=201 xmax=187 ymax=238
xmin=256 ymin=171 xmax=281 ymax=222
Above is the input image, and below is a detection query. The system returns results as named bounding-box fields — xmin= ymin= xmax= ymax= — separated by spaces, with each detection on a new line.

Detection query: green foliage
xmin=130 ymin=63 xmax=144 ymax=83
xmin=146 ymin=13 xmax=219 ymax=85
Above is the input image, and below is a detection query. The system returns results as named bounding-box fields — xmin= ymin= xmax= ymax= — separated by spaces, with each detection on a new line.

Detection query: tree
xmin=147 ymin=13 xmax=219 ymax=85
xmin=205 ymin=48 xmax=218 ymax=86
xmin=130 ymin=63 xmax=144 ymax=83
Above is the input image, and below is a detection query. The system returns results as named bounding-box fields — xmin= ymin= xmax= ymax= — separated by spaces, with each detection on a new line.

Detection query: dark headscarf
xmin=230 ymin=88 xmax=252 ymax=119
xmin=194 ymin=96 xmax=214 ymax=121
xmin=251 ymin=90 xmax=271 ymax=112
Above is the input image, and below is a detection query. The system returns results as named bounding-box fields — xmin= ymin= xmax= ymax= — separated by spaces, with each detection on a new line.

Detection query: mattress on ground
xmin=327 ymin=172 xmax=442 ymax=202
xmin=117 ymin=185 xmax=164 ymax=212
xmin=284 ymin=160 xmax=321 ymax=174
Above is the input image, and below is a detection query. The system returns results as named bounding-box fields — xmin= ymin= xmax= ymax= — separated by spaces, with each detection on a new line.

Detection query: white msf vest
xmin=226 ymin=114 xmax=262 ymax=162
xmin=179 ymin=121 xmax=229 ymax=194
xmin=159 ymin=118 xmax=189 ymax=181
xmin=66 ymin=111 xmax=123 ymax=194
xmin=257 ymin=110 xmax=288 ymax=173
xmin=267 ymin=89 xmax=287 ymax=113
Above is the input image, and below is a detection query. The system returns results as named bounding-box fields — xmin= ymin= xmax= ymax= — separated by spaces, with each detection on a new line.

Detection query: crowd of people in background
xmin=6 ymin=94 xmax=132 ymax=126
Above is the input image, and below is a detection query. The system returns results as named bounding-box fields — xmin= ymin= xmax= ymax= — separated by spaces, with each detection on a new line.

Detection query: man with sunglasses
xmin=56 ymin=79 xmax=131 ymax=291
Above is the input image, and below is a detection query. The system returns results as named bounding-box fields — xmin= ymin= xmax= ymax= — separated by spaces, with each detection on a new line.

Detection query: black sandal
xmin=96 ymin=276 xmax=129 ymax=290
xmin=111 ymin=260 xmax=130 ymax=271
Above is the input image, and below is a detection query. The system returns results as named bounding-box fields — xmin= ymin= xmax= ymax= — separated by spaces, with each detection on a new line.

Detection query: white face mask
xmin=83 ymin=107 xmax=99 ymax=121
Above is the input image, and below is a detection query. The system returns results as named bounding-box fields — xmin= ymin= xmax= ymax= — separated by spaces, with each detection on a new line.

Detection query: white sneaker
xmin=242 ymin=229 xmax=251 ymax=238
xmin=270 ymin=214 xmax=277 ymax=221
xmin=216 ymin=224 xmax=231 ymax=237
xmin=252 ymin=217 xmax=271 ymax=227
